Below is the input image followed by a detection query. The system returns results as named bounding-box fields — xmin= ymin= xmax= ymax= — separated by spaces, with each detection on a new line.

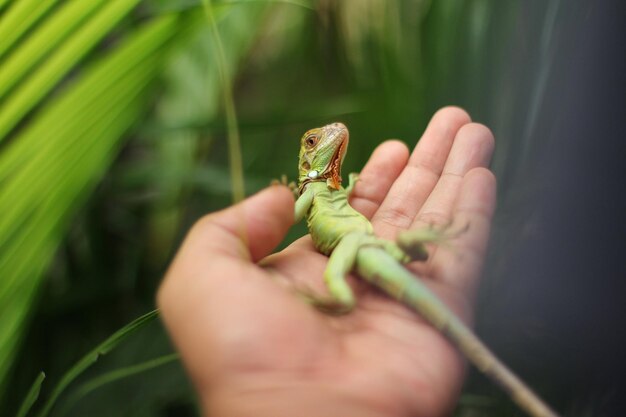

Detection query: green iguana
xmin=293 ymin=122 xmax=559 ymax=417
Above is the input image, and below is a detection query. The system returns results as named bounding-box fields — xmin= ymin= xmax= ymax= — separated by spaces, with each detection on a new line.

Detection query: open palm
xmin=159 ymin=107 xmax=496 ymax=417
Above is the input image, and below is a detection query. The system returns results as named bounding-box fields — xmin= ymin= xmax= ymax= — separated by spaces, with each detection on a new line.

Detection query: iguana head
xmin=298 ymin=122 xmax=349 ymax=194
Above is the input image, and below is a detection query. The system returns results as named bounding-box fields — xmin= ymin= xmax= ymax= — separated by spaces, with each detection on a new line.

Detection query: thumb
xmin=183 ymin=185 xmax=295 ymax=263
xmin=157 ymin=185 xmax=294 ymax=317
xmin=157 ymin=185 xmax=298 ymax=387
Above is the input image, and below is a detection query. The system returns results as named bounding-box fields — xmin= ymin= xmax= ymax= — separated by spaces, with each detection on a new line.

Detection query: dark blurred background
xmin=1 ymin=0 xmax=624 ymax=416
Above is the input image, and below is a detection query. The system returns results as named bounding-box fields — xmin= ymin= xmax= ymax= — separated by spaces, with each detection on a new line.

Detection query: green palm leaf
xmin=0 ymin=1 xmax=198 ymax=397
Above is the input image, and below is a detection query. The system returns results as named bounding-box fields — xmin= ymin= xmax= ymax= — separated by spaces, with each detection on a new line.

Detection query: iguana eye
xmin=305 ymin=135 xmax=318 ymax=147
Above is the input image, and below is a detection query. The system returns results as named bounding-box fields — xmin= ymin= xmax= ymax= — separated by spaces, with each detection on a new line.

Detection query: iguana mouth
xmin=326 ymin=128 xmax=348 ymax=190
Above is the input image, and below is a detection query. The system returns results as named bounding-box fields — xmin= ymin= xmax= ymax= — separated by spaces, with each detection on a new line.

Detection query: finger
xmin=430 ymin=167 xmax=496 ymax=296
xmin=412 ymin=123 xmax=495 ymax=228
xmin=158 ymin=185 xmax=295 ymax=324
xmin=372 ymin=107 xmax=471 ymax=238
xmin=158 ymin=185 xmax=294 ymax=305
xmin=185 ymin=185 xmax=294 ymax=262
xmin=157 ymin=186 xmax=319 ymax=382
xmin=348 ymin=140 xmax=409 ymax=219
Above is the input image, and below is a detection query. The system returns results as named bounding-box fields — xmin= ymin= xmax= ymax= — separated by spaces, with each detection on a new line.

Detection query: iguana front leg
xmin=344 ymin=172 xmax=359 ymax=196
xmin=271 ymin=174 xmax=299 ymax=198
xmin=294 ymin=186 xmax=314 ymax=222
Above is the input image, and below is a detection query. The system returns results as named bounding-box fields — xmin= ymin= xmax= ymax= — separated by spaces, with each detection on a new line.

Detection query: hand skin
xmin=158 ymin=107 xmax=496 ymax=417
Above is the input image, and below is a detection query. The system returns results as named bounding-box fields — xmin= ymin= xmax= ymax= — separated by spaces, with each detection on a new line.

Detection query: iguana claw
xmin=396 ymin=221 xmax=470 ymax=261
xmin=271 ymin=174 xmax=298 ymax=198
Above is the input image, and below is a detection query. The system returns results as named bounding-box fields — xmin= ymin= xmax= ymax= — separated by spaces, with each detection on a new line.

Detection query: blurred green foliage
xmin=0 ymin=0 xmax=572 ymax=415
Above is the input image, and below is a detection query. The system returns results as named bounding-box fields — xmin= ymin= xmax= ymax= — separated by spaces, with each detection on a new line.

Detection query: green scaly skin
xmin=293 ymin=123 xmax=559 ymax=417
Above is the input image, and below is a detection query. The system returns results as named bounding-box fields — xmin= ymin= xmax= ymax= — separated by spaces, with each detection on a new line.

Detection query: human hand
xmin=158 ymin=107 xmax=496 ymax=417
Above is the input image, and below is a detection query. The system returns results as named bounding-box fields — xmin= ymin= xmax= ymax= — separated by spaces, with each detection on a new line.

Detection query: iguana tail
xmin=355 ymin=246 xmax=559 ymax=417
